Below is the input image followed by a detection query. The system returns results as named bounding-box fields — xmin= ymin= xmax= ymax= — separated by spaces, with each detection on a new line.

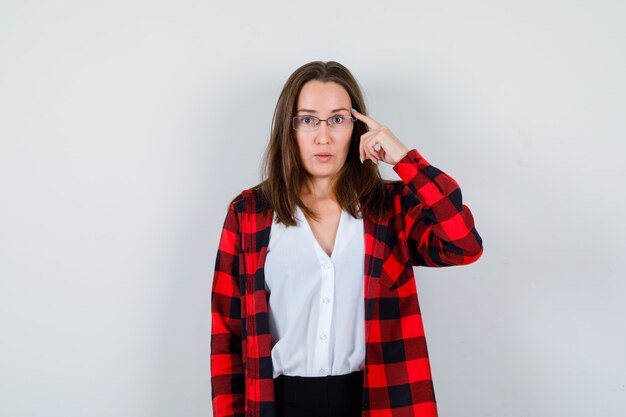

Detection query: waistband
xmin=273 ymin=370 xmax=364 ymax=405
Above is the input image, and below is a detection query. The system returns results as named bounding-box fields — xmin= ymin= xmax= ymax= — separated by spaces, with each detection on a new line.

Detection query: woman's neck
xmin=301 ymin=177 xmax=335 ymax=202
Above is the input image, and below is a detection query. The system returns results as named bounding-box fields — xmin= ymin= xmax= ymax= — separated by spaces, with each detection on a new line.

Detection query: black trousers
xmin=273 ymin=371 xmax=364 ymax=417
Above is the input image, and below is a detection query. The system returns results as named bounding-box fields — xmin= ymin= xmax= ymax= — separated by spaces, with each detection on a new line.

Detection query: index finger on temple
xmin=351 ymin=108 xmax=381 ymax=129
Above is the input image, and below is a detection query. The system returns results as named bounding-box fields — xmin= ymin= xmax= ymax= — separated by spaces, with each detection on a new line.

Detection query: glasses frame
xmin=292 ymin=114 xmax=357 ymax=131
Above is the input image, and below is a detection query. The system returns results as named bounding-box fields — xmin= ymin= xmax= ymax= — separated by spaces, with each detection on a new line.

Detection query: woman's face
xmin=294 ymin=80 xmax=353 ymax=185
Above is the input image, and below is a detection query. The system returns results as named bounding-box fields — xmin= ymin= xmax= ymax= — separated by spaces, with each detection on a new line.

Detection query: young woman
xmin=211 ymin=61 xmax=483 ymax=417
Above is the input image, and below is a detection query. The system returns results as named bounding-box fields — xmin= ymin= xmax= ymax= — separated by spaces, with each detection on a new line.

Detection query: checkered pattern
xmin=211 ymin=149 xmax=483 ymax=417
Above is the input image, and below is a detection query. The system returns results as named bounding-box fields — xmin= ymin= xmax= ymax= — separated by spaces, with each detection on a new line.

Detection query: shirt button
xmin=323 ymin=262 xmax=331 ymax=269
xmin=322 ymin=297 xmax=331 ymax=304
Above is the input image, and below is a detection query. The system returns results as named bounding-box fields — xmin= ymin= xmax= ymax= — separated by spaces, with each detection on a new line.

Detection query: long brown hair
xmin=252 ymin=61 xmax=386 ymax=226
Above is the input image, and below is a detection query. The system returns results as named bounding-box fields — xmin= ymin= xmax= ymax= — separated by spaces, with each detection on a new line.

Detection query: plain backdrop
xmin=1 ymin=1 xmax=625 ymax=416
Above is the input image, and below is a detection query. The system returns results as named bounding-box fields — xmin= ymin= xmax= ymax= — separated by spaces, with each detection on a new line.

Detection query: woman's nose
xmin=316 ymin=122 xmax=331 ymax=144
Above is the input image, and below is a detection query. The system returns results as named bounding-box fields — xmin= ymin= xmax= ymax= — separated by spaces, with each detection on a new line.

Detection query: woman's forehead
xmin=296 ymin=80 xmax=351 ymax=112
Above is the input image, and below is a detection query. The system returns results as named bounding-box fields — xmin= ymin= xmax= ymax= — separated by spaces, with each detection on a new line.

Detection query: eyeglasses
xmin=292 ymin=114 xmax=356 ymax=132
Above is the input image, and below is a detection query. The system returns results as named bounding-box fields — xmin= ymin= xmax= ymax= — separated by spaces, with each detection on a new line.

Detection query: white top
xmin=264 ymin=205 xmax=366 ymax=378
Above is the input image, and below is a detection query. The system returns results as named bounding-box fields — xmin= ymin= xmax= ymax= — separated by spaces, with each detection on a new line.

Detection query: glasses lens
xmin=293 ymin=116 xmax=319 ymax=131
xmin=328 ymin=115 xmax=353 ymax=130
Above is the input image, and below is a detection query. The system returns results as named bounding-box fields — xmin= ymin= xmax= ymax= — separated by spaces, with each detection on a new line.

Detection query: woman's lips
xmin=314 ymin=154 xmax=332 ymax=162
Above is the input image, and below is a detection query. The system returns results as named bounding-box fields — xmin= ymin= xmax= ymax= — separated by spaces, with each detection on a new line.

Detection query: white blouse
xmin=264 ymin=205 xmax=366 ymax=378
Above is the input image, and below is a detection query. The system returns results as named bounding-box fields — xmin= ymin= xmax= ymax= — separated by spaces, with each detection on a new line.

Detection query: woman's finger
xmin=362 ymin=134 xmax=382 ymax=163
xmin=366 ymin=138 xmax=382 ymax=161
xmin=352 ymin=108 xmax=381 ymax=130
xmin=360 ymin=132 xmax=379 ymax=163
xmin=359 ymin=130 xmax=377 ymax=161
xmin=359 ymin=130 xmax=378 ymax=159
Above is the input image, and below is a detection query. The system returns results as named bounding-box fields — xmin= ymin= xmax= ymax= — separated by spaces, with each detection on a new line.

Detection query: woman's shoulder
xmin=378 ymin=178 xmax=418 ymax=217
xmin=382 ymin=178 xmax=407 ymax=197
xmin=227 ymin=183 xmax=270 ymax=213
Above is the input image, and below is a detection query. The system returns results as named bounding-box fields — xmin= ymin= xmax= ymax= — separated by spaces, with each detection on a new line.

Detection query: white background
xmin=1 ymin=1 xmax=625 ymax=416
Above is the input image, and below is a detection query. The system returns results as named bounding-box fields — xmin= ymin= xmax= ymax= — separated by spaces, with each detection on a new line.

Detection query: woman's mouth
xmin=314 ymin=153 xmax=332 ymax=162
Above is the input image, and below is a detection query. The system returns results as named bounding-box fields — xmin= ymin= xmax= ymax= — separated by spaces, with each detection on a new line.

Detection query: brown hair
xmin=251 ymin=61 xmax=386 ymax=226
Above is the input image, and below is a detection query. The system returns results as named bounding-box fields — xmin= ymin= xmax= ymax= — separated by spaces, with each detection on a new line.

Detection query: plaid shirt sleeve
xmin=393 ymin=148 xmax=483 ymax=267
xmin=211 ymin=200 xmax=245 ymax=417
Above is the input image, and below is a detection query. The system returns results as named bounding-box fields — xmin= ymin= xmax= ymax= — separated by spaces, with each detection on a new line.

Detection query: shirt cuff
xmin=392 ymin=148 xmax=447 ymax=208
xmin=392 ymin=148 xmax=429 ymax=180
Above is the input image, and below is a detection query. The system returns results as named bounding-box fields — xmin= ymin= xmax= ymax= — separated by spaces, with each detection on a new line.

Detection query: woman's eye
xmin=302 ymin=117 xmax=314 ymax=124
xmin=332 ymin=116 xmax=345 ymax=124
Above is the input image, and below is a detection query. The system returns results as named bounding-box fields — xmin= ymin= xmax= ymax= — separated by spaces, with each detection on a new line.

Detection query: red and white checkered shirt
xmin=211 ymin=148 xmax=483 ymax=417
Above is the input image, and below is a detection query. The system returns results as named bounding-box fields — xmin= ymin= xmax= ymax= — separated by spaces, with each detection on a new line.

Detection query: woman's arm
xmin=211 ymin=202 xmax=245 ymax=417
xmin=350 ymin=108 xmax=483 ymax=267
xmin=393 ymin=149 xmax=483 ymax=267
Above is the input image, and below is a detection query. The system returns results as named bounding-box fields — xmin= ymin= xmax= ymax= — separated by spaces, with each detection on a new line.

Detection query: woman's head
xmin=259 ymin=61 xmax=385 ymax=225
xmin=293 ymin=79 xmax=354 ymax=186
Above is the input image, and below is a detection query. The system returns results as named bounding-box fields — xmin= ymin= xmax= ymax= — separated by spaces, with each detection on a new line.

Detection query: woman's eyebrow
xmin=297 ymin=107 xmax=350 ymax=113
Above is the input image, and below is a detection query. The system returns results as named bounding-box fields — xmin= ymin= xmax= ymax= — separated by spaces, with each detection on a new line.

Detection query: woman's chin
xmin=311 ymin=167 xmax=338 ymax=178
